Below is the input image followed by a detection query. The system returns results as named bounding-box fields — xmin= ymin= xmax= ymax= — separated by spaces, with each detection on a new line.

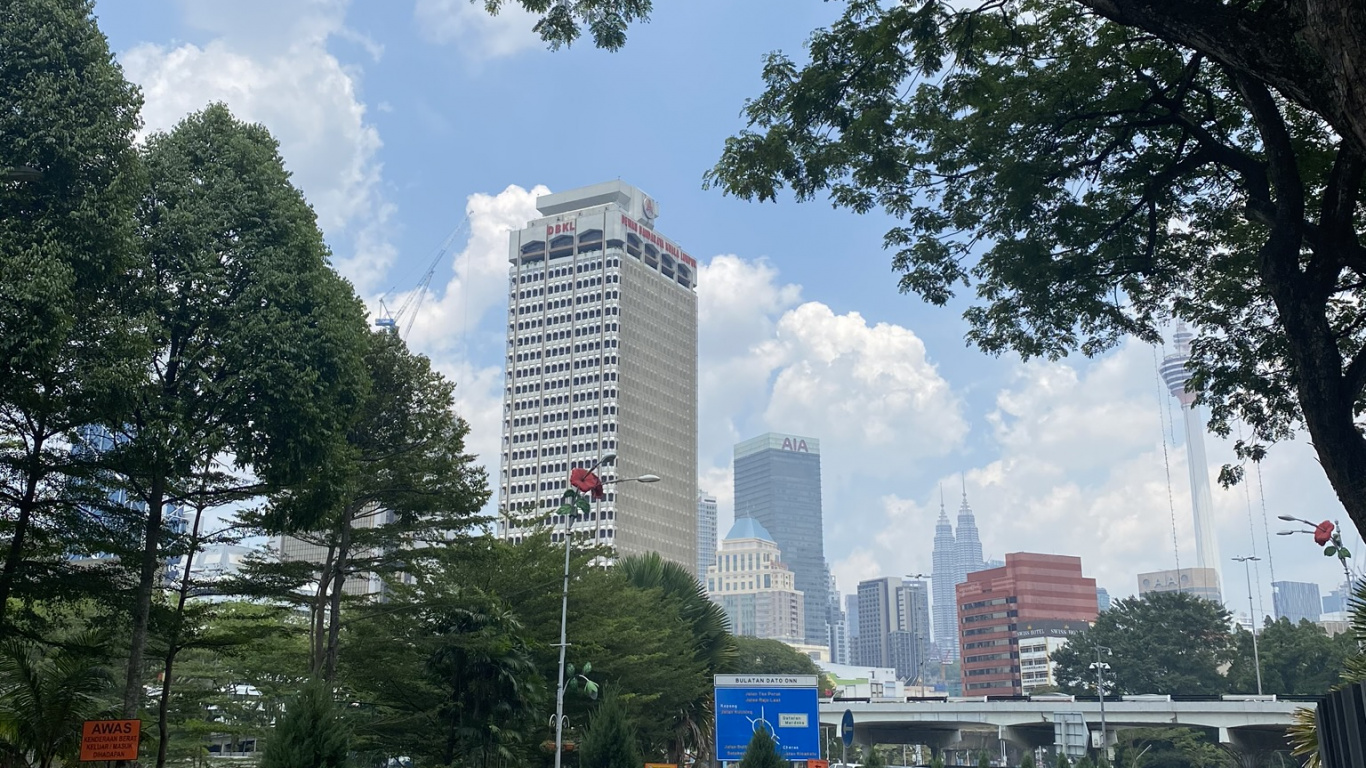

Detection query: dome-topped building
xmin=705 ymin=517 xmax=805 ymax=641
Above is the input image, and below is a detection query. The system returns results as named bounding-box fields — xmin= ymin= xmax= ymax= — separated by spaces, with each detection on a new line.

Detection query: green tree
xmin=737 ymin=728 xmax=785 ymax=768
xmin=1074 ymin=756 xmax=1095 ymax=768
xmin=1051 ymin=592 xmax=1233 ymax=696
xmin=1227 ymin=616 xmax=1353 ymax=695
xmin=261 ymin=679 xmax=350 ymax=768
xmin=0 ymin=630 xmax=117 ymax=768
xmin=0 ymin=0 xmax=145 ymax=629
xmin=248 ymin=330 xmax=488 ymax=681
xmin=977 ymin=751 xmax=992 ymax=768
xmin=1022 ymin=753 xmax=1036 ymax=768
xmin=731 ymin=636 xmax=820 ymax=675
xmin=1115 ymin=729 xmax=1231 ymax=768
xmin=863 ymin=744 xmax=885 ymax=768
xmin=115 ymin=102 xmax=370 ymax=718
xmin=579 ymin=691 xmax=642 ymax=768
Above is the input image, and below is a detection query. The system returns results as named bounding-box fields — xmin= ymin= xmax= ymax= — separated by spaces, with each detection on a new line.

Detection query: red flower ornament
xmin=1314 ymin=520 xmax=1335 ymax=546
xmin=569 ymin=468 xmax=606 ymax=500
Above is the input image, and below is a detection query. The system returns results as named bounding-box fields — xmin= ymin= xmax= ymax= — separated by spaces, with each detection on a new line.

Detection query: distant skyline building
xmin=1137 ymin=566 xmax=1223 ymax=604
xmin=705 ymin=518 xmax=804 ymax=641
xmin=957 ymin=553 xmax=1098 ymax=696
xmin=696 ymin=491 xmax=718 ymax=578
xmin=1159 ymin=326 xmax=1224 ymax=601
xmin=1097 ymin=587 xmax=1112 ymax=612
xmin=733 ymin=432 xmax=829 ymax=646
xmin=1272 ymin=581 xmax=1322 ymax=625
xmin=496 ymin=181 xmax=698 ymax=570
xmin=845 ymin=593 xmax=860 ymax=643
xmin=930 ymin=485 xmax=990 ymax=661
xmin=855 ymin=577 xmax=932 ymax=682
xmin=828 ymin=575 xmax=850 ymax=665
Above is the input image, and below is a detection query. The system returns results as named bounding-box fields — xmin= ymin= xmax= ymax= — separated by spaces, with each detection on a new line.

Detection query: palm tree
xmin=0 ymin=632 xmax=117 ymax=768
xmin=618 ymin=553 xmax=737 ymax=766
xmin=1288 ymin=579 xmax=1366 ymax=765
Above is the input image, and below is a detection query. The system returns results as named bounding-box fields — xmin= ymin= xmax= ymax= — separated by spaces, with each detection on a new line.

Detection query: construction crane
xmin=375 ymin=215 xmax=470 ymax=338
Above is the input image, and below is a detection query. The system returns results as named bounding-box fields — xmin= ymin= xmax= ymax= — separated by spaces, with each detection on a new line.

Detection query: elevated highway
xmin=819 ymin=697 xmax=1304 ymax=755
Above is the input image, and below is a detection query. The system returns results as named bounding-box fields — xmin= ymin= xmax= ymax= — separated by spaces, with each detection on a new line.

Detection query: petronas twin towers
xmin=931 ymin=487 xmax=988 ymax=661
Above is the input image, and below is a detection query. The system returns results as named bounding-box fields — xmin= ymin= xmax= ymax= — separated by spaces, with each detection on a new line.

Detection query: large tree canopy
xmin=488 ymin=0 xmax=1366 ymax=540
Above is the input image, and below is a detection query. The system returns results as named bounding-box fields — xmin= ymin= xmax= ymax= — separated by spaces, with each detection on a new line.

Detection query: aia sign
xmin=781 ymin=438 xmax=809 ymax=453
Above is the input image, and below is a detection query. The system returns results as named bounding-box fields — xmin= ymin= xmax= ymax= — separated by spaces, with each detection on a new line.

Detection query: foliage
xmin=977 ymin=752 xmax=993 ymax=768
xmin=0 ymin=0 xmax=146 ymax=630
xmin=702 ymin=0 xmax=1366 ymax=539
xmin=1051 ymin=592 xmax=1233 ymax=695
xmin=1074 ymin=756 xmax=1094 ymax=768
xmin=247 ymin=329 xmax=489 ymax=679
xmin=1114 ymin=728 xmax=1232 ymax=768
xmin=0 ymin=631 xmax=117 ymax=768
xmin=113 ymin=101 xmax=371 ymax=716
xmin=1226 ymin=617 xmax=1354 ymax=695
xmin=862 ymin=744 xmax=885 ymax=768
xmin=730 ymin=636 xmax=820 ymax=675
xmin=261 ymin=679 xmax=350 ymax=768
xmin=1289 ymin=579 xmax=1366 ymax=766
xmin=1021 ymin=754 xmax=1036 ymax=768
xmin=930 ymin=756 xmax=945 ymax=768
xmin=737 ymin=728 xmax=785 ymax=768
xmin=579 ymin=691 xmax=642 ymax=768
xmin=479 ymin=0 xmax=651 ymax=51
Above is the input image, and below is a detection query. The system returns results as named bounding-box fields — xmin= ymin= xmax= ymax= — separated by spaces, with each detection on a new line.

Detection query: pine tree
xmin=1021 ymin=754 xmax=1036 ymax=768
xmin=1074 ymin=755 xmax=1095 ymax=768
xmin=262 ymin=679 xmax=350 ymax=768
xmin=977 ymin=751 xmax=991 ymax=768
xmin=862 ymin=745 xmax=885 ymax=768
xmin=578 ymin=692 xmax=641 ymax=768
xmin=1054 ymin=755 xmax=1070 ymax=768
xmin=929 ymin=756 xmax=944 ymax=768
xmin=737 ymin=728 xmax=785 ymax=768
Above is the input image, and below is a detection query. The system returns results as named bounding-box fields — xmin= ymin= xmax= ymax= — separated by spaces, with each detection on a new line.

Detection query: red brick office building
xmin=956 ymin=553 xmax=1098 ymax=696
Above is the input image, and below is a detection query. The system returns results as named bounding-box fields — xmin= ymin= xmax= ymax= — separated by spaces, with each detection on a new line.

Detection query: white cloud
xmin=413 ymin=0 xmax=544 ymax=61
xmin=120 ymin=2 xmax=394 ymax=293
xmin=828 ymin=338 xmax=1350 ymax=628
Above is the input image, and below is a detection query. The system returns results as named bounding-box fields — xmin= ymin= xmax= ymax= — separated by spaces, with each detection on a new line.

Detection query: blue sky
xmin=97 ymin=0 xmax=1359 ymax=621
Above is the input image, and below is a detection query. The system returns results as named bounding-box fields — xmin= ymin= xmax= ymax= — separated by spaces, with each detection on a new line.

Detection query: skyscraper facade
xmin=855 ymin=577 xmax=932 ymax=682
xmin=1159 ymin=326 xmax=1224 ymax=601
xmin=1272 ymin=581 xmax=1322 ymax=624
xmin=957 ymin=553 xmax=1097 ymax=696
xmin=497 ymin=182 xmax=698 ymax=570
xmin=733 ymin=433 xmax=829 ymax=646
xmin=697 ymin=491 xmax=718 ymax=577
xmin=705 ymin=518 xmax=804 ymax=640
xmin=930 ymin=487 xmax=990 ymax=661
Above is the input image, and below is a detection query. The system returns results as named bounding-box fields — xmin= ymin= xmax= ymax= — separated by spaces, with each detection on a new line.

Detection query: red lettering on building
xmin=618 ymin=215 xmax=697 ymax=269
xmin=547 ymin=222 xmax=576 ymax=237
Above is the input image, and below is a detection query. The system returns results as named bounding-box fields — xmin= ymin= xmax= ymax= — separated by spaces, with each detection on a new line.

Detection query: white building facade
xmin=496 ymin=182 xmax=698 ymax=570
xmin=697 ymin=491 xmax=718 ymax=578
xmin=706 ymin=518 xmax=805 ymax=641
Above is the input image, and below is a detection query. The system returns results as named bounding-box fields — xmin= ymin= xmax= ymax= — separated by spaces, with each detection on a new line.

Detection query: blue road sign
xmin=714 ymin=676 xmax=820 ymax=762
xmin=840 ymin=709 xmax=854 ymax=748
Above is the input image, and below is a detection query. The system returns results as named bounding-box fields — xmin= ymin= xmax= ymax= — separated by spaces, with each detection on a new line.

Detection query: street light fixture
xmin=1089 ymin=646 xmax=1112 ymax=759
xmin=551 ymin=455 xmax=659 ymax=768
xmin=1232 ymin=555 xmax=1264 ymax=695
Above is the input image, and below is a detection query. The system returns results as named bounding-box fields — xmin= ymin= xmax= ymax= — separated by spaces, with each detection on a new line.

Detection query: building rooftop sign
xmin=734 ymin=433 xmax=821 ymax=459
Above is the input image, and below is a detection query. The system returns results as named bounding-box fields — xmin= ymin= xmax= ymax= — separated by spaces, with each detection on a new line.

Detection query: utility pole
xmin=1090 ymin=646 xmax=1111 ymax=760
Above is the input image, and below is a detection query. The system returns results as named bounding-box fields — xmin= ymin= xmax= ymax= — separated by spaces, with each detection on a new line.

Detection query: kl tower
xmin=1157 ymin=326 xmax=1224 ymax=602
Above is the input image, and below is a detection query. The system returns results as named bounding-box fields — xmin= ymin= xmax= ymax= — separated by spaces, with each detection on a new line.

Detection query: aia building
xmin=956 ymin=553 xmax=1098 ymax=696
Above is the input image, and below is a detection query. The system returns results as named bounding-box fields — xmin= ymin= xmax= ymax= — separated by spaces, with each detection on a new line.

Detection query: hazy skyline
xmin=98 ymin=0 xmax=1357 ymax=620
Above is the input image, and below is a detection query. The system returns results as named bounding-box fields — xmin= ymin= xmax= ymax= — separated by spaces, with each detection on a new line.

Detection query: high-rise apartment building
xmin=733 ymin=433 xmax=829 ymax=646
xmin=496 ymin=182 xmax=698 ymax=570
xmin=1159 ymin=326 xmax=1224 ymax=601
xmin=705 ymin=518 xmax=804 ymax=640
xmin=855 ymin=577 xmax=932 ymax=682
xmin=957 ymin=553 xmax=1097 ymax=696
xmin=930 ymin=487 xmax=990 ymax=661
xmin=697 ymin=491 xmax=718 ymax=578
xmin=1272 ymin=581 xmax=1322 ymax=624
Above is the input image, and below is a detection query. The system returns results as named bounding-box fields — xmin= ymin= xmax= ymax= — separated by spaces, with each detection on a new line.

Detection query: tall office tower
xmin=1272 ymin=581 xmax=1323 ymax=624
xmin=828 ymin=574 xmax=850 ymax=664
xmin=954 ymin=488 xmax=985 ymax=583
xmin=856 ymin=577 xmax=932 ymax=681
xmin=931 ymin=499 xmax=959 ymax=660
xmin=1159 ymin=326 xmax=1224 ymax=599
xmin=497 ymin=182 xmax=698 ymax=570
xmin=1097 ymin=587 xmax=1112 ymax=612
xmin=845 ymin=593 xmax=860 ymax=645
xmin=697 ymin=491 xmax=718 ymax=577
xmin=705 ymin=519 xmax=804 ymax=640
xmin=733 ymin=433 xmax=829 ymax=646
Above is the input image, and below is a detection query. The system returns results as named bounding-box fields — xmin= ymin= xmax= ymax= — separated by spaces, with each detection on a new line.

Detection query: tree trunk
xmin=156 ymin=496 xmax=206 ymax=768
xmin=310 ymin=543 xmax=335 ymax=676
xmin=323 ymin=516 xmax=352 ymax=682
xmin=123 ymin=473 xmax=166 ymax=718
xmin=0 ymin=464 xmax=39 ymax=630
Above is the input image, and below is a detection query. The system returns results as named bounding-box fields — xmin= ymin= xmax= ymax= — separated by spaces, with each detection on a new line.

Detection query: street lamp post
xmin=552 ymin=454 xmax=659 ymax=768
xmin=1232 ymin=555 xmax=1264 ymax=695
xmin=1089 ymin=646 xmax=1111 ymax=759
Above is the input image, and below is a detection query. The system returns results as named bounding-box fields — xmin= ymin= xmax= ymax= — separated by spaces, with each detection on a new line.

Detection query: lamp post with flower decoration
xmin=551 ymin=454 xmax=660 ymax=768
xmin=1277 ymin=515 xmax=1356 ymax=583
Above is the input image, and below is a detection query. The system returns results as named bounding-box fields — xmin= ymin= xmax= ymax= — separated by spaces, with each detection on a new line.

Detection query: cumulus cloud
xmin=828 ymin=338 xmax=1348 ymax=624
xmin=120 ymin=2 xmax=394 ymax=293
xmin=413 ymin=0 xmax=544 ymax=61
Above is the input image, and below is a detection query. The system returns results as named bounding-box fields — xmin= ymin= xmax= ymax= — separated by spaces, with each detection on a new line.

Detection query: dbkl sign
xmin=782 ymin=438 xmax=809 ymax=453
